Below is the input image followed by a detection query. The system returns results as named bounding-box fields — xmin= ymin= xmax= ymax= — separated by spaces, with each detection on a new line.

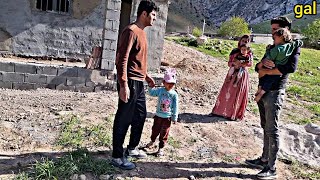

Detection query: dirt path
xmin=0 ymin=40 xmax=315 ymax=179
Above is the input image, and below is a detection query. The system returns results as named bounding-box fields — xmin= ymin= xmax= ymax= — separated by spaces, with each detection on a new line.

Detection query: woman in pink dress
xmin=211 ymin=35 xmax=253 ymax=120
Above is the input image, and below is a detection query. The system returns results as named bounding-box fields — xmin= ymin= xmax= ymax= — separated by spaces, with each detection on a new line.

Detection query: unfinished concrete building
xmin=0 ymin=0 xmax=169 ymax=91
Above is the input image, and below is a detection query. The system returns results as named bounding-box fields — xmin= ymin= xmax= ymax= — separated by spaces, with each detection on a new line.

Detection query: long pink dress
xmin=212 ymin=49 xmax=252 ymax=120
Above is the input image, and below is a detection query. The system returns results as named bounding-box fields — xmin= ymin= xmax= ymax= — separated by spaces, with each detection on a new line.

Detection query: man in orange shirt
xmin=111 ymin=0 xmax=158 ymax=170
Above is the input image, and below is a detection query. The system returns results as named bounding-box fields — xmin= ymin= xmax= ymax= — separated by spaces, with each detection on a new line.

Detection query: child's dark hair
xmin=273 ymin=28 xmax=292 ymax=43
xmin=239 ymin=43 xmax=250 ymax=51
xmin=271 ymin=16 xmax=292 ymax=30
xmin=137 ymin=0 xmax=159 ymax=17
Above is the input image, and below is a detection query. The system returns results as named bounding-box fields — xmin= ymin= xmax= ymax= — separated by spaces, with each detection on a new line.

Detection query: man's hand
xmin=262 ymin=59 xmax=275 ymax=69
xmin=146 ymin=75 xmax=155 ymax=88
xmin=119 ymin=85 xmax=130 ymax=103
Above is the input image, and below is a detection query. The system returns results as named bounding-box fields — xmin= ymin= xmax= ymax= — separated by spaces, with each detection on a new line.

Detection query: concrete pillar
xmin=101 ymin=0 xmax=121 ymax=70
xmin=130 ymin=0 xmax=169 ymax=72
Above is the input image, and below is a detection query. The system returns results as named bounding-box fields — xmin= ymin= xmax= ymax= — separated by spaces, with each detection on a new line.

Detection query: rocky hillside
xmin=167 ymin=0 xmax=312 ymax=32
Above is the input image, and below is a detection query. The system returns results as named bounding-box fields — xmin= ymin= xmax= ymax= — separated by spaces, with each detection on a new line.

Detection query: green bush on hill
xmin=192 ymin=27 xmax=202 ymax=37
xmin=218 ymin=17 xmax=251 ymax=38
xmin=302 ymin=19 xmax=320 ymax=49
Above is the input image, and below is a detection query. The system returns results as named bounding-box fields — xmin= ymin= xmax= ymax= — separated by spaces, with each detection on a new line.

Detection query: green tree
xmin=302 ymin=19 xmax=320 ymax=48
xmin=218 ymin=17 xmax=250 ymax=38
xmin=192 ymin=27 xmax=202 ymax=37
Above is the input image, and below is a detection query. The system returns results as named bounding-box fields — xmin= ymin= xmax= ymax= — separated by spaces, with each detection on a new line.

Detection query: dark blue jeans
xmin=112 ymin=79 xmax=147 ymax=158
xmin=257 ymin=89 xmax=285 ymax=169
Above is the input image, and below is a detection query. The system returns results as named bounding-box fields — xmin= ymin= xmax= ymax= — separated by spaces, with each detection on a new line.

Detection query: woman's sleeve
xmin=228 ymin=49 xmax=238 ymax=67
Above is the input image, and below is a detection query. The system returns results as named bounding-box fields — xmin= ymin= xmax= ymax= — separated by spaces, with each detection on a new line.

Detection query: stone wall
xmin=0 ymin=0 xmax=105 ymax=61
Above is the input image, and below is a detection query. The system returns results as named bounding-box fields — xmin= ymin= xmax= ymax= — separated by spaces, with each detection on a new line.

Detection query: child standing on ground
xmin=145 ymin=68 xmax=179 ymax=156
xmin=255 ymin=28 xmax=303 ymax=102
xmin=227 ymin=44 xmax=252 ymax=87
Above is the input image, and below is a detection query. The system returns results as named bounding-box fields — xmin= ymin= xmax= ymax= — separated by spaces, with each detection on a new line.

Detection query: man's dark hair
xmin=271 ymin=16 xmax=292 ymax=30
xmin=137 ymin=0 xmax=159 ymax=17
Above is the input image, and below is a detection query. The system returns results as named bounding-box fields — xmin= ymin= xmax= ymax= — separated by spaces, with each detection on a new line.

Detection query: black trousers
xmin=112 ymin=79 xmax=147 ymax=158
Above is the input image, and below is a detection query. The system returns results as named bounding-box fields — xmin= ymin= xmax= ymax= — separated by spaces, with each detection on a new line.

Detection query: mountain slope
xmin=166 ymin=0 xmax=316 ymax=33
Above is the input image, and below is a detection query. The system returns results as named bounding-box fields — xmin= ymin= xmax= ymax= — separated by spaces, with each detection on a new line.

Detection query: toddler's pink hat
xmin=164 ymin=68 xmax=177 ymax=83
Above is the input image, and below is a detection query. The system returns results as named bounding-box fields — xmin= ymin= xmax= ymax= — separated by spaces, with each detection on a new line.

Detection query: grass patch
xmin=167 ymin=136 xmax=181 ymax=148
xmin=56 ymin=115 xmax=113 ymax=149
xmin=15 ymin=149 xmax=116 ymax=180
xmin=247 ymin=100 xmax=259 ymax=115
xmin=290 ymin=161 xmax=320 ymax=180
xmin=221 ymin=154 xmax=241 ymax=163
xmin=308 ymin=104 xmax=320 ymax=115
xmin=57 ymin=115 xmax=85 ymax=148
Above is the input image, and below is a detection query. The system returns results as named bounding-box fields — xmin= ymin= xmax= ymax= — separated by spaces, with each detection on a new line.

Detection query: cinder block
xmin=0 ymin=81 xmax=12 ymax=89
xmin=105 ymin=10 xmax=120 ymax=20
xmin=104 ymin=30 xmax=118 ymax=40
xmin=15 ymin=63 xmax=37 ymax=74
xmin=25 ymin=74 xmax=47 ymax=84
xmin=112 ymin=20 xmax=120 ymax=31
xmin=47 ymin=76 xmax=66 ymax=85
xmin=12 ymin=82 xmax=36 ymax=90
xmin=0 ymin=62 xmax=15 ymax=72
xmin=34 ymin=83 xmax=49 ymax=89
xmin=75 ymin=85 xmax=94 ymax=92
xmin=113 ymin=1 xmax=121 ymax=10
xmin=110 ymin=40 xmax=117 ymax=50
xmin=57 ymin=67 xmax=78 ymax=77
xmin=105 ymin=20 xmax=113 ymax=30
xmin=101 ymin=59 xmax=115 ymax=71
xmin=2 ymin=72 xmax=24 ymax=82
xmin=102 ymin=49 xmax=115 ymax=60
xmin=37 ymin=66 xmax=58 ymax=75
xmin=66 ymin=77 xmax=86 ymax=86
xmin=78 ymin=68 xmax=92 ymax=78
xmin=56 ymin=84 xmax=75 ymax=91
xmin=85 ymin=80 xmax=96 ymax=87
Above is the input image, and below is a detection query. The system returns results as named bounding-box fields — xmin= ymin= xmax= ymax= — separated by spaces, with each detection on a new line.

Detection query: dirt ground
xmin=0 ymin=40 xmax=315 ymax=179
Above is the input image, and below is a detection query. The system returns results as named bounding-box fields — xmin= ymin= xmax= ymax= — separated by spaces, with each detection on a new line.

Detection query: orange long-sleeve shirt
xmin=115 ymin=24 xmax=148 ymax=87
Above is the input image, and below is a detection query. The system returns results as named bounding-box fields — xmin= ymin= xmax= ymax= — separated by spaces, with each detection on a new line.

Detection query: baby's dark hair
xmin=273 ymin=28 xmax=292 ymax=43
xmin=239 ymin=43 xmax=250 ymax=50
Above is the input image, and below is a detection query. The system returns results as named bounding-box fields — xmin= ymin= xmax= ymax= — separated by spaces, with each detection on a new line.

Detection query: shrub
xmin=218 ymin=16 xmax=250 ymax=38
xmin=192 ymin=27 xmax=202 ymax=37
xmin=302 ymin=19 xmax=320 ymax=49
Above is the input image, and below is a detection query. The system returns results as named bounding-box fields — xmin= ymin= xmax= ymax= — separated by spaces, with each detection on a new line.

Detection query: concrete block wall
xmin=0 ymin=60 xmax=114 ymax=92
